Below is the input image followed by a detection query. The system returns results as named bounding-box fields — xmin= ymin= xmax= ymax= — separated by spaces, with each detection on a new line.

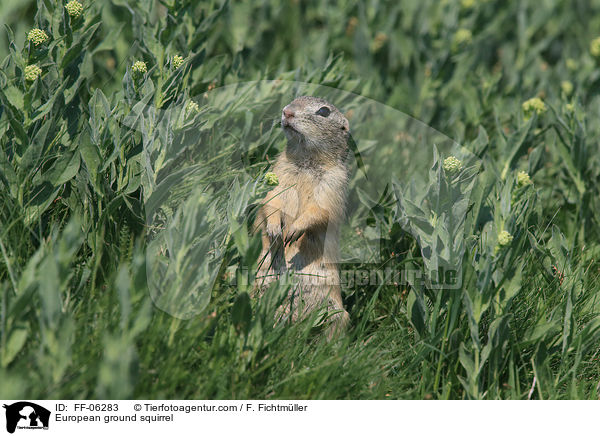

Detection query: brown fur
xmin=255 ymin=96 xmax=350 ymax=336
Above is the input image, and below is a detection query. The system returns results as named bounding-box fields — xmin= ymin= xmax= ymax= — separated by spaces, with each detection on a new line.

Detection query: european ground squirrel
xmin=255 ymin=96 xmax=350 ymax=336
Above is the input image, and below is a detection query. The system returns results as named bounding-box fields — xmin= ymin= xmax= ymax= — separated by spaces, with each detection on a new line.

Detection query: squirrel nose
xmin=283 ymin=107 xmax=294 ymax=119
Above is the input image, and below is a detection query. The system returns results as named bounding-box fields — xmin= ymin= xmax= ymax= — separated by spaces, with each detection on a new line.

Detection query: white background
xmin=0 ymin=400 xmax=596 ymax=436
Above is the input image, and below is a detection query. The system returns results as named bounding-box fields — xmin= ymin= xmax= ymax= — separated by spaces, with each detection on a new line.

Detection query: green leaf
xmin=28 ymin=80 xmax=69 ymax=124
xmin=458 ymin=343 xmax=475 ymax=378
xmin=23 ymin=183 xmax=60 ymax=226
xmin=499 ymin=265 xmax=522 ymax=305
xmin=500 ymin=117 xmax=534 ymax=180
xmin=45 ymin=151 xmax=80 ymax=186
xmin=471 ymin=125 xmax=489 ymax=157
xmin=347 ymin=134 xmax=367 ymax=179
xmin=1 ymin=326 xmax=28 ymax=367
xmin=91 ymin=23 xmax=125 ymax=54
xmin=79 ymin=135 xmax=103 ymax=196
xmin=552 ymin=136 xmax=586 ymax=196
xmin=3 ymin=85 xmax=23 ymax=110
xmin=231 ymin=292 xmax=252 ymax=336
xmin=60 ymin=22 xmax=101 ymax=69
xmin=523 ymin=321 xmax=560 ymax=344
xmin=0 ymin=88 xmax=28 ymax=149
xmin=406 ymin=286 xmax=427 ymax=337
xmin=20 ymin=119 xmax=53 ymax=173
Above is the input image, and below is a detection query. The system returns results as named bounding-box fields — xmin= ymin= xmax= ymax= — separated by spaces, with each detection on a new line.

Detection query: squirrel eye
xmin=315 ymin=106 xmax=331 ymax=117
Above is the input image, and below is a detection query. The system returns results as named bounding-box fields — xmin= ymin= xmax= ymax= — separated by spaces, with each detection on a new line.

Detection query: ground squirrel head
xmin=281 ymin=96 xmax=349 ymax=159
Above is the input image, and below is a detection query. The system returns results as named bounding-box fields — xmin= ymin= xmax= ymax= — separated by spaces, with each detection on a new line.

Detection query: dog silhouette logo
xmin=3 ymin=402 xmax=50 ymax=433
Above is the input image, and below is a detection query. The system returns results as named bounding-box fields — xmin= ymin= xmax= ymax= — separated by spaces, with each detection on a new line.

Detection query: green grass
xmin=1 ymin=0 xmax=600 ymax=399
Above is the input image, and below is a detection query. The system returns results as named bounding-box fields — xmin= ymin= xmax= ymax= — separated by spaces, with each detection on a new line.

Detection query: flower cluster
xmin=590 ymin=37 xmax=600 ymax=58
xmin=65 ymin=1 xmax=84 ymax=19
xmin=453 ymin=28 xmax=472 ymax=46
xmin=132 ymin=60 xmax=147 ymax=77
xmin=561 ymin=80 xmax=573 ymax=96
xmin=565 ymin=58 xmax=577 ymax=71
xmin=516 ymin=171 xmax=532 ymax=187
xmin=522 ymin=97 xmax=546 ymax=120
xmin=429 ymin=211 xmax=438 ymax=228
xmin=27 ymin=28 xmax=49 ymax=46
xmin=25 ymin=64 xmax=42 ymax=82
xmin=172 ymin=55 xmax=184 ymax=69
xmin=185 ymin=101 xmax=199 ymax=117
xmin=497 ymin=230 xmax=513 ymax=246
xmin=512 ymin=171 xmax=533 ymax=205
xmin=443 ymin=156 xmax=462 ymax=174
xmin=264 ymin=172 xmax=279 ymax=186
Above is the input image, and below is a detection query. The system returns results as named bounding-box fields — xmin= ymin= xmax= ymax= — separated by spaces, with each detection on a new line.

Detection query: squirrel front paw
xmin=266 ymin=215 xmax=282 ymax=240
xmin=284 ymin=221 xmax=305 ymax=246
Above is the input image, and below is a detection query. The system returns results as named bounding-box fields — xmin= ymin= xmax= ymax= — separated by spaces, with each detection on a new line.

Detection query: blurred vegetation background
xmin=1 ymin=0 xmax=600 ymax=399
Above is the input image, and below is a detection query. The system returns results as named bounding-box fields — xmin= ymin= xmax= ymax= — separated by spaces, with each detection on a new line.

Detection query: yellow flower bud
xmin=517 ymin=171 xmax=532 ymax=187
xmin=132 ymin=60 xmax=147 ymax=76
xmin=522 ymin=97 xmax=546 ymax=121
xmin=443 ymin=156 xmax=462 ymax=174
xmin=591 ymin=37 xmax=600 ymax=58
xmin=25 ymin=65 xmax=42 ymax=81
xmin=561 ymin=80 xmax=573 ymax=96
xmin=453 ymin=28 xmax=472 ymax=47
xmin=497 ymin=230 xmax=513 ymax=246
xmin=264 ymin=172 xmax=279 ymax=186
xmin=27 ymin=28 xmax=49 ymax=46
xmin=65 ymin=1 xmax=84 ymax=19
xmin=172 ymin=55 xmax=184 ymax=69
xmin=185 ymin=101 xmax=199 ymax=117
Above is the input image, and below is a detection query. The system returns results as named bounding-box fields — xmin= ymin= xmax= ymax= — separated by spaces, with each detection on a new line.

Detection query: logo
xmin=3 ymin=402 xmax=50 ymax=434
